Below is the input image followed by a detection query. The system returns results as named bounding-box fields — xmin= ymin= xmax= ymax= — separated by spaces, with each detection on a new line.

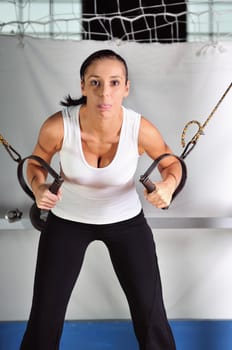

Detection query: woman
xmin=20 ymin=49 xmax=182 ymax=350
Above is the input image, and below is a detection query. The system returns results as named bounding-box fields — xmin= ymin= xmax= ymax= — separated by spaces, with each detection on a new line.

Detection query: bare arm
xmin=139 ymin=116 xmax=182 ymax=208
xmin=27 ymin=111 xmax=64 ymax=209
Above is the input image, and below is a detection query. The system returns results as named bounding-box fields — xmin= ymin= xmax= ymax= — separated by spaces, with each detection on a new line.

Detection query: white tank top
xmin=52 ymin=105 xmax=142 ymax=224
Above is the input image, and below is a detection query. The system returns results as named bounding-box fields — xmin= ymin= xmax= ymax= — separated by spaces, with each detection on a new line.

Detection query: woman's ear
xmin=124 ymin=80 xmax=130 ymax=97
xmin=81 ymin=80 xmax=86 ymax=96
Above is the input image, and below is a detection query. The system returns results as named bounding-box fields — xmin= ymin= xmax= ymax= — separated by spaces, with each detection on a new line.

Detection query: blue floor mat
xmin=1 ymin=319 xmax=232 ymax=350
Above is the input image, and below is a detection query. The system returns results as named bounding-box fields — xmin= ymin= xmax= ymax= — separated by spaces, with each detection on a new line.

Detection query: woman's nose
xmin=99 ymin=83 xmax=110 ymax=96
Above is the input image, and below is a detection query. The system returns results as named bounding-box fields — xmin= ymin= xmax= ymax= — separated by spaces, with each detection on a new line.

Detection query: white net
xmin=0 ymin=1 xmax=232 ymax=43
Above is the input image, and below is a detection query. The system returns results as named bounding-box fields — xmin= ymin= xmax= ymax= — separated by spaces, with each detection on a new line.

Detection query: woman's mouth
xmin=97 ymin=104 xmax=112 ymax=111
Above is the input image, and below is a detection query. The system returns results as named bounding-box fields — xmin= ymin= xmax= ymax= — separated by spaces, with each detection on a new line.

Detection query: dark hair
xmin=60 ymin=49 xmax=129 ymax=107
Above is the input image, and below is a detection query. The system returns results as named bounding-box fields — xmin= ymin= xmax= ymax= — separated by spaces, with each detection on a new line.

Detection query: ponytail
xmin=60 ymin=94 xmax=87 ymax=107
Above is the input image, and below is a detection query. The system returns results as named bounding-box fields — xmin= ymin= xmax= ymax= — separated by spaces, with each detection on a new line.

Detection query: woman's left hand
xmin=144 ymin=181 xmax=174 ymax=209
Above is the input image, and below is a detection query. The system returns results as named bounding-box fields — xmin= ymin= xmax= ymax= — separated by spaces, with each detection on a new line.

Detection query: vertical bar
xmin=49 ymin=0 xmax=54 ymax=38
xmin=209 ymin=0 xmax=214 ymax=41
xmin=18 ymin=0 xmax=24 ymax=34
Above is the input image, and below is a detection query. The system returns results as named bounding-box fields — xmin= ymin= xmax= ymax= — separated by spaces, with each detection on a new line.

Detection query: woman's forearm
xmin=27 ymin=163 xmax=48 ymax=194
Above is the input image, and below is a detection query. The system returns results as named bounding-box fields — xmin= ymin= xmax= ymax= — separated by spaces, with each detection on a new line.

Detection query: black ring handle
xmin=17 ymin=155 xmax=64 ymax=231
xmin=139 ymin=153 xmax=187 ymax=207
xmin=17 ymin=155 xmax=63 ymax=200
xmin=49 ymin=177 xmax=64 ymax=194
xmin=139 ymin=176 xmax=156 ymax=193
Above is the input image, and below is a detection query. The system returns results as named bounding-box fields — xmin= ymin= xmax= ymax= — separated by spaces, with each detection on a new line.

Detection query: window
xmin=0 ymin=0 xmax=231 ymax=42
xmin=0 ymin=0 xmax=82 ymax=40
xmin=187 ymin=0 xmax=232 ymax=41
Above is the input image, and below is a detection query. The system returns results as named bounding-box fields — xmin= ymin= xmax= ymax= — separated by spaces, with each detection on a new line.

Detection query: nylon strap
xmin=139 ymin=153 xmax=187 ymax=202
xmin=17 ymin=155 xmax=63 ymax=201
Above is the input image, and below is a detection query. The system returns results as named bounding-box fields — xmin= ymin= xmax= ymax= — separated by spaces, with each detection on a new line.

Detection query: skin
xmin=27 ymin=57 xmax=182 ymax=210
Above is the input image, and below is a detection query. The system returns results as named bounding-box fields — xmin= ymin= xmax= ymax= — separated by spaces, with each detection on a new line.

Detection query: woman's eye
xmin=90 ymin=80 xmax=100 ymax=86
xmin=111 ymin=80 xmax=120 ymax=86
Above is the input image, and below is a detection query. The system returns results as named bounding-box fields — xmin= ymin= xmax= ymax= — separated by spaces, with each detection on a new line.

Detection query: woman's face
xmin=81 ymin=58 xmax=130 ymax=115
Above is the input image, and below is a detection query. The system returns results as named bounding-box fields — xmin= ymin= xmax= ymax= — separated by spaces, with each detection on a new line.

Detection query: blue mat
xmin=1 ymin=319 xmax=232 ymax=350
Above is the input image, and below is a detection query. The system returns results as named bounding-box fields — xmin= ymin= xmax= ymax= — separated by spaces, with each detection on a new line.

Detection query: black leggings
xmin=20 ymin=211 xmax=176 ymax=350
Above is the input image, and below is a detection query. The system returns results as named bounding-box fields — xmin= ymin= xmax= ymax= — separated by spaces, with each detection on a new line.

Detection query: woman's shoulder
xmin=138 ymin=115 xmax=167 ymax=155
xmin=139 ymin=113 xmax=164 ymax=132
xmin=38 ymin=111 xmax=64 ymax=150
xmin=42 ymin=110 xmax=63 ymax=131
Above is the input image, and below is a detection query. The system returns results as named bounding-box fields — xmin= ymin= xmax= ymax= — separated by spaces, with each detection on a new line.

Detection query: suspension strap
xmin=139 ymin=153 xmax=187 ymax=208
xmin=17 ymin=155 xmax=63 ymax=201
xmin=180 ymin=82 xmax=232 ymax=159
xmin=0 ymin=134 xmax=22 ymax=162
xmin=0 ymin=134 xmax=63 ymax=200
xmin=140 ymin=82 xmax=231 ymax=205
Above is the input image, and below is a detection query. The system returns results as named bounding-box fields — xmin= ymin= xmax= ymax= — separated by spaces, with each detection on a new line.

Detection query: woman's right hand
xmin=34 ymin=184 xmax=62 ymax=210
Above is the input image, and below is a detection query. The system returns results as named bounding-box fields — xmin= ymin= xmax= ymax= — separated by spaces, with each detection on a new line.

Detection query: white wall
xmin=0 ymin=36 xmax=232 ymax=321
xmin=0 ymin=36 xmax=232 ymax=217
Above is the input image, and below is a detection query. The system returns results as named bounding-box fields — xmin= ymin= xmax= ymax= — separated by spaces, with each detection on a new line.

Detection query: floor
xmin=0 ymin=319 xmax=232 ymax=350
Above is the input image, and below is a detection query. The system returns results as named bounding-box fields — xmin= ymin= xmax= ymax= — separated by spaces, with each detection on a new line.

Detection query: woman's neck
xmin=79 ymin=105 xmax=123 ymax=140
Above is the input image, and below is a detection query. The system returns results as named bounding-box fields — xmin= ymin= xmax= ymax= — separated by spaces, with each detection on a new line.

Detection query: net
xmin=0 ymin=0 xmax=232 ymax=43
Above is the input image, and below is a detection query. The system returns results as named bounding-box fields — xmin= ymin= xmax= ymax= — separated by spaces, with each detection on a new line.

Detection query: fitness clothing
xmin=19 ymin=211 xmax=176 ymax=350
xmin=52 ymin=105 xmax=142 ymax=224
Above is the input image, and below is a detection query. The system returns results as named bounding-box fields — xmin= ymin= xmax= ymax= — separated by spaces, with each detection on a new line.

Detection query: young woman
xmin=20 ymin=49 xmax=182 ymax=350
